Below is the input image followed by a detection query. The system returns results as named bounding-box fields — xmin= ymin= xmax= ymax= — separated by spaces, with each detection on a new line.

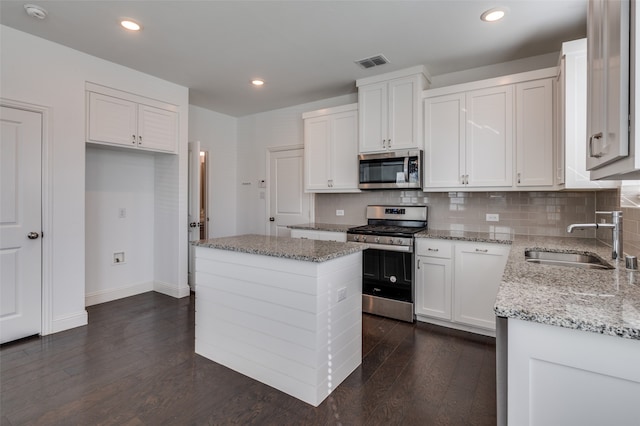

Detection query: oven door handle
xmin=365 ymin=243 xmax=412 ymax=253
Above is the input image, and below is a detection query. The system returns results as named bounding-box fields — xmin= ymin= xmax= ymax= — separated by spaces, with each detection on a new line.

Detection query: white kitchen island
xmin=192 ymin=234 xmax=367 ymax=406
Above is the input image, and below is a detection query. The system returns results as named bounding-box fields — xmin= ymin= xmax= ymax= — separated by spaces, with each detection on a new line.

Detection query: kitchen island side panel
xmin=194 ymin=247 xmax=362 ymax=406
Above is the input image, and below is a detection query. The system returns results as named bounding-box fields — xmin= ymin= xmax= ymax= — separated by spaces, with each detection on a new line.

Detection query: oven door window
xmin=362 ymin=249 xmax=413 ymax=302
xmin=360 ymin=158 xmax=406 ymax=184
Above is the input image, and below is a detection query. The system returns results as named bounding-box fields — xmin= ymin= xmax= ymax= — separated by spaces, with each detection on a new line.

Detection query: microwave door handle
xmin=404 ymin=157 xmax=409 ymax=183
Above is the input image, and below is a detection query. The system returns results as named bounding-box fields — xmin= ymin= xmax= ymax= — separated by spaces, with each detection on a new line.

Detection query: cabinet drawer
xmin=415 ymin=239 xmax=452 ymax=258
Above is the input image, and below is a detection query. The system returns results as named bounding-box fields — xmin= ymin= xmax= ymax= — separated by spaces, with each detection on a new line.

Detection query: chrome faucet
xmin=567 ymin=211 xmax=623 ymax=260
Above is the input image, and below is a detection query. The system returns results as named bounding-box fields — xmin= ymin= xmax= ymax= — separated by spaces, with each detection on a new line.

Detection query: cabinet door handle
xmin=417 ymin=259 xmax=421 ymax=269
xmin=138 ymin=135 xmax=143 ymax=145
xmin=382 ymin=139 xmax=387 ymax=148
xmin=461 ymin=175 xmax=465 ymax=185
xmin=132 ymin=134 xmax=136 ymax=144
xmin=517 ymin=172 xmax=521 ymax=184
xmin=475 ymin=248 xmax=489 ymax=253
xmin=388 ymin=138 xmax=391 ymax=147
xmin=589 ymin=132 xmax=603 ymax=158
xmin=427 ymin=248 xmax=439 ymax=252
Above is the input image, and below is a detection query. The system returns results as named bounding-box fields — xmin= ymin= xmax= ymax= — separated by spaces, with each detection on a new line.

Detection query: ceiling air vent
xmin=355 ymin=54 xmax=389 ymax=69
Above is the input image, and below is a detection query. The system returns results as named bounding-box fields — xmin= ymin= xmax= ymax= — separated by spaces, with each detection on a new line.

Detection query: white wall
xmin=0 ymin=26 xmax=189 ymax=334
xmin=188 ymin=105 xmax=238 ymax=237
xmin=430 ymin=52 xmax=559 ymax=88
xmin=85 ymin=147 xmax=155 ymax=305
xmin=236 ymin=94 xmax=356 ymax=234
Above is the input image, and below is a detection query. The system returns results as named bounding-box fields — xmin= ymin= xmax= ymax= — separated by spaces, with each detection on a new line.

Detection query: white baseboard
xmin=85 ymin=281 xmax=154 ymax=307
xmin=154 ymin=280 xmax=191 ymax=298
xmin=415 ymin=315 xmax=496 ymax=338
xmin=49 ymin=310 xmax=88 ymax=335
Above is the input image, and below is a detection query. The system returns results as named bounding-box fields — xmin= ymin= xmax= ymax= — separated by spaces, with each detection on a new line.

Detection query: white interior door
xmin=268 ymin=148 xmax=312 ymax=237
xmin=1 ymin=106 xmax=42 ymax=344
xmin=187 ymin=141 xmax=201 ymax=289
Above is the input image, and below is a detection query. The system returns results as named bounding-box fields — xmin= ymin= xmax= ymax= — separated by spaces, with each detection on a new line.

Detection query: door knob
xmin=27 ymin=232 xmax=40 ymax=239
xmin=269 ymin=217 xmax=275 ymax=222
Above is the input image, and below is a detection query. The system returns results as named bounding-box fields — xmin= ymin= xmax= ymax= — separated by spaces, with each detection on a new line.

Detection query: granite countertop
xmin=495 ymin=235 xmax=640 ymax=340
xmin=416 ymin=229 xmax=514 ymax=245
xmin=192 ymin=234 xmax=368 ymax=263
xmin=287 ymin=223 xmax=362 ymax=232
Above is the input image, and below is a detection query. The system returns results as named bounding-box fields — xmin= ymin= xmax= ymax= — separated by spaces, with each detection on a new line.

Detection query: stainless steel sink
xmin=524 ymin=250 xmax=614 ymax=270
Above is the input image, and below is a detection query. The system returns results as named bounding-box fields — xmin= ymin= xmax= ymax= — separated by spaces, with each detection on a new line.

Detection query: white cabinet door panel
xmin=330 ymin=111 xmax=359 ymax=190
xmin=359 ymin=82 xmax=387 ymax=153
xmin=388 ymin=75 xmax=420 ymax=150
xmin=87 ymin=92 xmax=137 ymax=147
xmin=137 ymin=104 xmax=177 ymax=152
xmin=304 ymin=116 xmax=331 ymax=191
xmin=466 ymin=86 xmax=513 ymax=187
xmin=454 ymin=242 xmax=510 ymax=330
xmin=516 ymin=79 xmax=553 ymax=186
xmin=415 ymin=255 xmax=452 ymax=320
xmin=586 ymin=0 xmax=630 ymax=170
xmin=424 ymin=93 xmax=466 ymax=188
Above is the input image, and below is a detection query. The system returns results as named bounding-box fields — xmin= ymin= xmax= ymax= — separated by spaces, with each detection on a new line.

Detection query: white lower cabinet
xmin=508 ymin=318 xmax=640 ymax=425
xmin=415 ymin=238 xmax=510 ymax=335
xmin=290 ymin=229 xmax=347 ymax=242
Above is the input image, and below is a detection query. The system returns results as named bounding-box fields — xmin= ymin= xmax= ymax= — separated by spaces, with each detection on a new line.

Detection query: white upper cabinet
xmin=558 ymin=39 xmax=620 ymax=189
xmin=357 ymin=66 xmax=429 ymax=153
xmin=424 ymin=86 xmax=513 ymax=189
xmin=86 ymin=85 xmax=178 ymax=154
xmin=515 ymin=79 xmax=554 ymax=187
xmin=586 ymin=0 xmax=630 ymax=171
xmin=423 ymin=68 xmax=557 ymax=191
xmin=303 ymin=104 xmax=360 ymax=192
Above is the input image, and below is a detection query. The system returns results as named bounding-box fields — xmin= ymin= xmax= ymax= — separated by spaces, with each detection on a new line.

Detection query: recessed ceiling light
xmin=121 ymin=20 xmax=142 ymax=31
xmin=252 ymin=79 xmax=265 ymax=86
xmin=24 ymin=4 xmax=48 ymax=20
xmin=481 ymin=8 xmax=506 ymax=22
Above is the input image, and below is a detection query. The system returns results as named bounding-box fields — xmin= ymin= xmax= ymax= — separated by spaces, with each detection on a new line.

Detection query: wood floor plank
xmin=0 ymin=291 xmax=497 ymax=425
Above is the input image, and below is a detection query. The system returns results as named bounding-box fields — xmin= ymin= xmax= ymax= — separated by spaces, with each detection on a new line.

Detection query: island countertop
xmin=287 ymin=223 xmax=362 ymax=232
xmin=495 ymin=235 xmax=640 ymax=340
xmin=192 ymin=234 xmax=368 ymax=263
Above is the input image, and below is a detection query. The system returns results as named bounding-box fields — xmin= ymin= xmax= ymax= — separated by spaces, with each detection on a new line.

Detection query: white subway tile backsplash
xmin=315 ymin=189 xmax=620 ymax=237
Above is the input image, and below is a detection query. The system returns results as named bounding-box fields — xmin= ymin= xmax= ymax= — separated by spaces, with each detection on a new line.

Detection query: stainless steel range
xmin=347 ymin=205 xmax=428 ymax=322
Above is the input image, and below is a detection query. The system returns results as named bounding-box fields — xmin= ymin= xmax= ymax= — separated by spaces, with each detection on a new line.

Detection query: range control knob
xmin=388 ymin=239 xmax=394 ymax=245
xmin=362 ymin=236 xmax=367 ymax=242
xmin=353 ymin=235 xmax=360 ymax=242
xmin=374 ymin=237 xmax=380 ymax=243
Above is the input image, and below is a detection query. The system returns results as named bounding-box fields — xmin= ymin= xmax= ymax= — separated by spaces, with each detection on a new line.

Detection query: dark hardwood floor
xmin=1 ymin=292 xmax=496 ymax=425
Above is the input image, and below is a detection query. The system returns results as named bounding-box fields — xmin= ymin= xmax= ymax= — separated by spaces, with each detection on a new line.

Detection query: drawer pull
xmin=475 ymin=248 xmax=489 ymax=253
xmin=427 ymin=248 xmax=439 ymax=252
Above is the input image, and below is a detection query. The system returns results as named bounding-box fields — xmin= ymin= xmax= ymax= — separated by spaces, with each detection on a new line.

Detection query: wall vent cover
xmin=355 ymin=54 xmax=389 ymax=69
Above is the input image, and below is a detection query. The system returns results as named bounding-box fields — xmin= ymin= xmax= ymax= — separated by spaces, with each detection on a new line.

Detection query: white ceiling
xmin=0 ymin=0 xmax=587 ymax=117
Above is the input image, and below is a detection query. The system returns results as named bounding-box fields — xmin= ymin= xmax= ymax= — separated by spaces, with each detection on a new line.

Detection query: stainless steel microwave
xmin=358 ymin=150 xmax=423 ymax=190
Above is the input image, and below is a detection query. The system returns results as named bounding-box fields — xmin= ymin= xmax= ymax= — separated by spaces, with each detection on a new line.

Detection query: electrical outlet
xmin=336 ymin=209 xmax=345 ymax=216
xmin=113 ymin=252 xmax=125 ymax=264
xmin=486 ymin=213 xmax=499 ymax=222
xmin=337 ymin=287 xmax=347 ymax=302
